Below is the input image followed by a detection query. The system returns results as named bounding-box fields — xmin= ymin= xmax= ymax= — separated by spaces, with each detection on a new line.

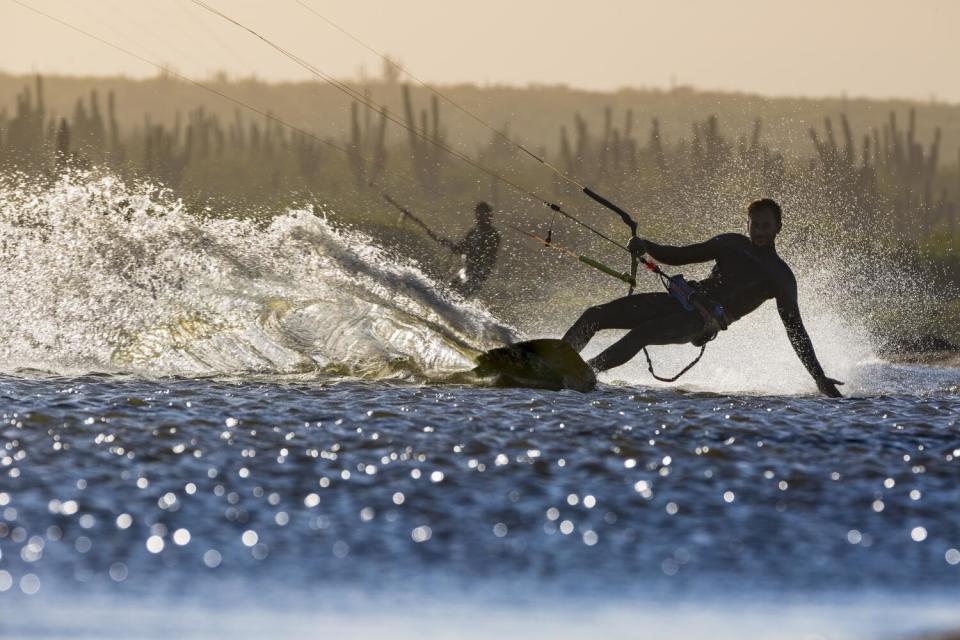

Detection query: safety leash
xmin=637 ymin=260 xmax=727 ymax=382
xmin=643 ymin=344 xmax=708 ymax=382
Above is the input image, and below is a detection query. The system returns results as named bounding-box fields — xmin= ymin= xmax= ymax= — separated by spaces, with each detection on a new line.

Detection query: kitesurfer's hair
xmin=748 ymin=198 xmax=782 ymax=225
xmin=475 ymin=201 xmax=493 ymax=215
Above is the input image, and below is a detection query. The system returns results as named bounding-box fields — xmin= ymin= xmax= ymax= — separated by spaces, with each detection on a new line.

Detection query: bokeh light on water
xmin=2 ymin=376 xmax=960 ymax=599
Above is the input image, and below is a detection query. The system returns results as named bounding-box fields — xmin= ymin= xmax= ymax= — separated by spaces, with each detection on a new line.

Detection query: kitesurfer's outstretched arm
xmin=450 ymin=237 xmax=468 ymax=254
xmin=397 ymin=207 xmax=458 ymax=251
xmin=422 ymin=226 xmax=457 ymax=252
xmin=776 ymin=289 xmax=844 ymax=398
xmin=630 ymin=237 xmax=727 ymax=265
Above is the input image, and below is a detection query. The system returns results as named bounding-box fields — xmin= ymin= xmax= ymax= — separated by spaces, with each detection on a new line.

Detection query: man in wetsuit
xmin=561 ymin=199 xmax=844 ymax=397
xmin=444 ymin=201 xmax=501 ymax=298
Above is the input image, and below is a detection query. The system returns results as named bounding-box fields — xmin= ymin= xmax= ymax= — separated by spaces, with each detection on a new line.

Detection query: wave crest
xmin=0 ymin=171 xmax=515 ymax=378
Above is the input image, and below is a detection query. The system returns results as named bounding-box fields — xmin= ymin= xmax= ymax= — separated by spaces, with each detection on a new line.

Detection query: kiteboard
xmin=473 ymin=338 xmax=597 ymax=392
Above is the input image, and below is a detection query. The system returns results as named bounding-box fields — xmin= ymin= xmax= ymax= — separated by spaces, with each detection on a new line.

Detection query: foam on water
xmin=0 ymin=171 xmax=515 ymax=379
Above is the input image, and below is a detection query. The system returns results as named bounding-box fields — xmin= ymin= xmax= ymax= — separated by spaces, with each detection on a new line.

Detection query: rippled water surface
xmin=3 ymin=371 xmax=960 ymax=639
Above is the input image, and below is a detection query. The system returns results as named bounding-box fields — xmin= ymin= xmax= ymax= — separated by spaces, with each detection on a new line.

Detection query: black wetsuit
xmin=449 ymin=222 xmax=500 ymax=297
xmin=562 ymin=233 xmax=828 ymax=380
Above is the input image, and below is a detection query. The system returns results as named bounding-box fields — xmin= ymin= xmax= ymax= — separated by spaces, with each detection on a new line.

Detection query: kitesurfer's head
xmin=747 ymin=198 xmax=782 ymax=248
xmin=475 ymin=201 xmax=494 ymax=224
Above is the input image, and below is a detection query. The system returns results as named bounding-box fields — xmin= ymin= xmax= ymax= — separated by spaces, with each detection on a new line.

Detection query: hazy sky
xmin=3 ymin=0 xmax=959 ymax=102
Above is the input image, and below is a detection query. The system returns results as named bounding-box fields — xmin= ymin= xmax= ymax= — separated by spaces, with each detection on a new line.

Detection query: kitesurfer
xmin=389 ymin=197 xmax=500 ymax=297
xmin=445 ymin=201 xmax=501 ymax=297
xmin=560 ymin=199 xmax=844 ymax=397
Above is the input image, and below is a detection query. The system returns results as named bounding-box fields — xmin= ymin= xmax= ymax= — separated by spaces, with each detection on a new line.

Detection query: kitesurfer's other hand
xmin=816 ymin=376 xmax=844 ymax=398
xmin=628 ymin=237 xmax=648 ymax=256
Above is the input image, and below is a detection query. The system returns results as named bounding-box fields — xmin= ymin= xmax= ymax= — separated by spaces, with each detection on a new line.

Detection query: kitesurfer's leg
xmin=562 ymin=292 xmax=678 ymax=352
xmin=588 ymin=328 xmax=651 ymax=371
xmin=561 ymin=308 xmax=603 ymax=352
xmin=587 ymin=308 xmax=704 ymax=372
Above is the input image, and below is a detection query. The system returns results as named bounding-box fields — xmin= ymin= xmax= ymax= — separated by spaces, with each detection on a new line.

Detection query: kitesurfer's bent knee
xmin=562 ymin=292 xmax=680 ymax=352
xmin=588 ymin=328 xmax=655 ymax=372
xmin=588 ymin=310 xmax=706 ymax=372
xmin=561 ymin=304 xmax=606 ymax=352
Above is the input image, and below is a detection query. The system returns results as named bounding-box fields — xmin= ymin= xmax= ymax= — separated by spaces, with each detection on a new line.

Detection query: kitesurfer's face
xmin=748 ymin=209 xmax=780 ymax=247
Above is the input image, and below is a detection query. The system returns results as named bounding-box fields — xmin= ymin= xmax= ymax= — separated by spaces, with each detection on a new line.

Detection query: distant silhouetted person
xmin=561 ymin=198 xmax=844 ymax=397
xmin=393 ymin=198 xmax=501 ymax=298
xmin=445 ymin=201 xmax=501 ymax=298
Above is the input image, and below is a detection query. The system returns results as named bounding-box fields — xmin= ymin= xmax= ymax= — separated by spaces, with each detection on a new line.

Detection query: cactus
xmin=106 ymin=91 xmax=122 ymax=166
xmin=399 ymin=83 xmax=444 ymax=190
xmin=370 ymin=106 xmax=388 ymax=185
xmin=649 ymin=118 xmax=665 ymax=170
xmin=54 ymin=118 xmax=71 ymax=172
xmin=88 ymin=90 xmax=105 ymax=160
xmin=348 ymin=101 xmax=364 ymax=187
xmin=345 ymin=100 xmax=390 ymax=189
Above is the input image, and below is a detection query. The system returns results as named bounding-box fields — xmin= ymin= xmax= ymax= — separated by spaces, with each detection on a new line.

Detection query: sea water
xmin=0 ymin=173 xmax=958 ymax=639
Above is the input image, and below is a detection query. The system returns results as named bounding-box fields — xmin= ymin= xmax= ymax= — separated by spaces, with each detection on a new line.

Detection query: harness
xmin=662 ymin=273 xmax=730 ymax=346
xmin=642 ymin=273 xmax=729 ymax=382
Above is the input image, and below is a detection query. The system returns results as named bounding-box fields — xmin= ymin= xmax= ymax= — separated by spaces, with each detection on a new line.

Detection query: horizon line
xmin=0 ymin=68 xmax=956 ymax=110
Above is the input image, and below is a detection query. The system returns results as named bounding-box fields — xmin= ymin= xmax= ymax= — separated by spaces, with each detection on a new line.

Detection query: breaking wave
xmin=0 ymin=171 xmax=515 ymax=379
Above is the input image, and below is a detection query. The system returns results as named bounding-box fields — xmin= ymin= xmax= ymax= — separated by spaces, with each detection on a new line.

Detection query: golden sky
xmin=3 ymin=0 xmax=959 ymax=102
